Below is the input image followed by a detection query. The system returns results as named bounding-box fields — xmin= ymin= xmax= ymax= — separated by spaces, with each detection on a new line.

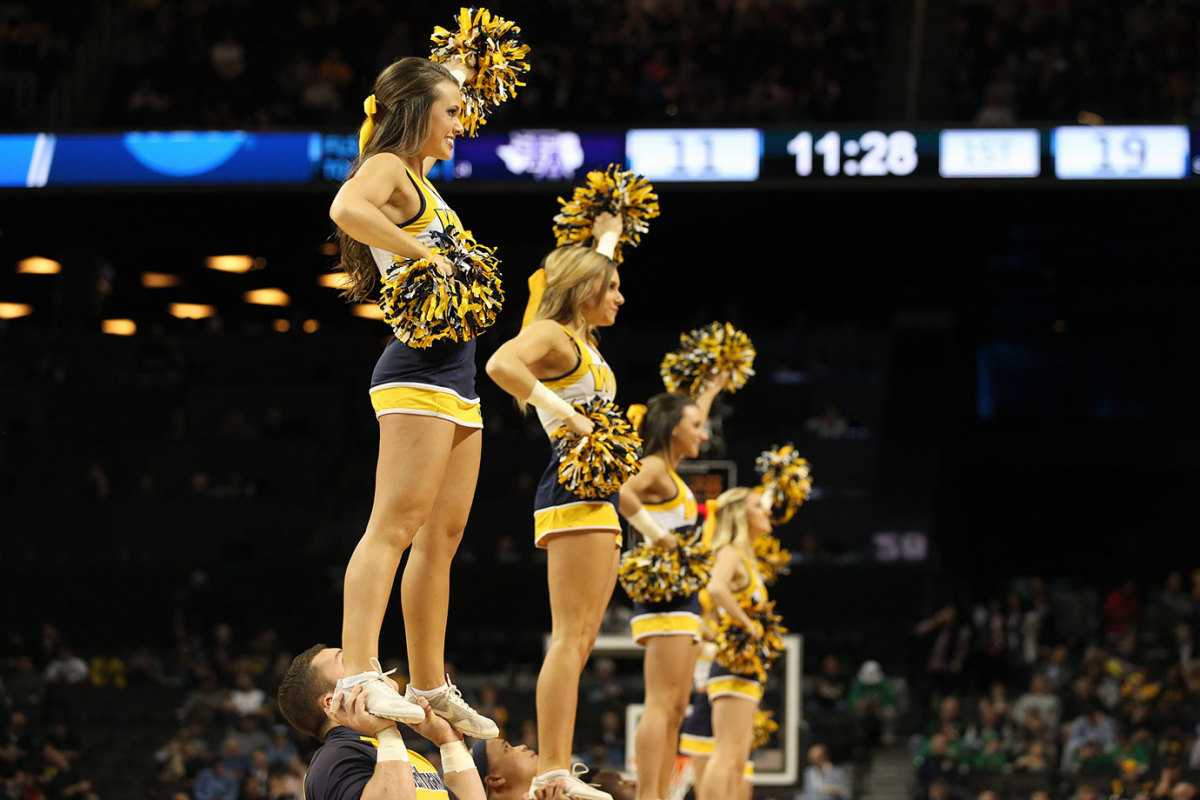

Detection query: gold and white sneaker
xmin=334 ymin=657 xmax=425 ymax=724
xmin=526 ymin=765 xmax=613 ymax=800
xmin=404 ymin=674 xmax=499 ymax=739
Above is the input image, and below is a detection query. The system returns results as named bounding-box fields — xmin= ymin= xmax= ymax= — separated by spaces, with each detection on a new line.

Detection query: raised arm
xmin=692 ymin=369 xmax=731 ymax=422
xmin=485 ymin=320 xmax=592 ymax=436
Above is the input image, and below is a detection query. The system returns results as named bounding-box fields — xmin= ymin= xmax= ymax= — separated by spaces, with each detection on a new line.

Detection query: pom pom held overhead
xmin=553 ymin=166 xmax=660 ymax=263
xmin=660 ymin=321 xmax=756 ymax=397
xmin=430 ymin=8 xmax=531 ymax=137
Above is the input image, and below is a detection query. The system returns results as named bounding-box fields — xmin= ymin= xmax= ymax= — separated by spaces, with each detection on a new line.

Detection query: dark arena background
xmin=2 ymin=2 xmax=1199 ymax=799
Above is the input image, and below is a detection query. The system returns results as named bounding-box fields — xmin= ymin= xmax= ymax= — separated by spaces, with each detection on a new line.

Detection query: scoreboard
xmin=2 ymin=125 xmax=1197 ymax=189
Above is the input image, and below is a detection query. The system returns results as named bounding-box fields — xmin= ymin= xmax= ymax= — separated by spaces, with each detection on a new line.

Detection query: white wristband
xmin=447 ymin=66 xmax=469 ymax=86
xmin=525 ymin=382 xmax=578 ymax=422
xmin=439 ymin=740 xmax=474 ymax=773
xmin=596 ymin=231 xmax=620 ymax=260
xmin=376 ymin=728 xmax=409 ymax=763
xmin=628 ymin=508 xmax=669 ymax=544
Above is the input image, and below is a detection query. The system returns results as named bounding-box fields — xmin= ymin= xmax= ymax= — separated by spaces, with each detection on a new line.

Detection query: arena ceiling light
xmin=272 ymin=319 xmax=291 ymax=332
xmin=168 ymin=302 xmax=215 ymax=319
xmin=243 ymin=288 xmax=290 ymax=306
xmin=0 ymin=302 xmax=33 ymax=318
xmin=303 ymin=319 xmax=320 ymax=333
xmin=205 ymin=255 xmax=255 ymax=273
xmin=142 ymin=272 xmax=182 ymax=288
xmin=102 ymin=319 xmax=137 ymax=336
xmin=349 ymin=304 xmax=384 ymax=320
xmin=317 ymin=273 xmax=351 ymax=289
xmin=17 ymin=256 xmax=60 ymax=274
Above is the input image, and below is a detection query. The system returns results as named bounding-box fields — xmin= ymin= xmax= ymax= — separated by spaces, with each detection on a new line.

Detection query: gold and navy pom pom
xmin=552 ymin=165 xmax=660 ymax=263
xmin=755 ymin=444 xmax=812 ymax=525
xmin=659 ymin=322 xmax=756 ymax=397
xmin=553 ymin=397 xmax=643 ymax=499
xmin=751 ymin=709 xmax=778 ymax=750
xmin=377 ymin=229 xmax=503 ymax=349
xmin=753 ymin=535 xmax=791 ymax=586
xmin=429 ymin=8 xmax=531 ymax=137
xmin=715 ymin=602 xmax=787 ymax=683
xmin=618 ymin=527 xmax=713 ymax=604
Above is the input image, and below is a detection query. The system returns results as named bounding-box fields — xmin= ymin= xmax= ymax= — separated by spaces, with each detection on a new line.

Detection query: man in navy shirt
xmin=279 ymin=644 xmax=482 ymax=800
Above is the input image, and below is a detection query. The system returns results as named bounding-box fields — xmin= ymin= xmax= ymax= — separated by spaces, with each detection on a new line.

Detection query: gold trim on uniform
xmin=630 ymin=612 xmax=701 ymax=643
xmin=370 ymin=384 xmax=483 ymax=428
xmin=679 ymin=734 xmax=715 ymax=756
xmin=707 ymin=675 xmax=764 ymax=702
xmin=533 ymin=501 xmax=621 ymax=547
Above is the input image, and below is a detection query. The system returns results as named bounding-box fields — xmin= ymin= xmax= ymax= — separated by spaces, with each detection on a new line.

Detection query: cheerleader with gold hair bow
xmin=617 ymin=381 xmax=730 ymax=800
xmin=486 ymin=213 xmax=637 ymax=800
xmin=324 ymin=51 xmax=501 ymax=740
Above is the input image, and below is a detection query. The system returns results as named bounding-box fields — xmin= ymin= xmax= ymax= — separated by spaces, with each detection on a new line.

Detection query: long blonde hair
xmin=709 ymin=486 xmax=756 ymax=552
xmin=532 ymin=245 xmax=616 ymax=346
xmin=336 ymin=57 xmax=459 ymax=302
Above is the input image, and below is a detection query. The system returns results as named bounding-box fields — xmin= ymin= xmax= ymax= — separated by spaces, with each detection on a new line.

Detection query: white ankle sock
xmin=535 ymin=769 xmax=569 ymax=782
xmin=408 ymin=682 xmax=447 ymax=699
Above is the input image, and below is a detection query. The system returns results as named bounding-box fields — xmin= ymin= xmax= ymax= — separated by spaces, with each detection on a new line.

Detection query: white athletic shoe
xmin=404 ymin=674 xmax=499 ymax=739
xmin=526 ymin=765 xmax=613 ymax=800
xmin=334 ymin=657 xmax=425 ymax=724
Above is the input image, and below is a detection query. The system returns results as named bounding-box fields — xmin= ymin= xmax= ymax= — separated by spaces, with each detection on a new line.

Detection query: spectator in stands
xmin=219 ymin=735 xmax=252 ymax=781
xmin=801 ymin=744 xmax=850 ymax=800
xmin=964 ymin=699 xmax=1011 ymax=753
xmin=1103 ymin=581 xmax=1142 ymax=641
xmin=915 ymin=733 xmax=962 ymax=790
xmin=1063 ymin=703 xmax=1117 ymax=765
xmin=1012 ymin=674 xmax=1061 ymax=732
xmin=193 ymin=757 xmax=238 ymax=800
xmin=1012 ymin=739 xmax=1051 ymax=776
xmin=228 ymin=671 xmax=266 ymax=718
xmin=809 ymin=654 xmax=850 ymax=713
xmin=44 ymin=645 xmax=89 ymax=685
xmin=1067 ymin=782 xmax=1100 ymax=800
xmin=1035 ymin=644 xmax=1073 ymax=692
xmin=915 ymin=606 xmax=971 ymax=707
xmin=848 ymin=660 xmax=898 ymax=745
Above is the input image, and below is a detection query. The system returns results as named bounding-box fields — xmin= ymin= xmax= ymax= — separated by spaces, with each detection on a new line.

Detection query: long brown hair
xmin=641 ymin=392 xmax=698 ymax=459
xmin=336 ymin=57 xmax=459 ymax=302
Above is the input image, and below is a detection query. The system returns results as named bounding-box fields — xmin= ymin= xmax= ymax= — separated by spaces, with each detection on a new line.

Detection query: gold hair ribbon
xmin=521 ymin=267 xmax=546 ymax=329
xmin=626 ymin=403 xmax=647 ymax=432
xmin=358 ymin=94 xmax=378 ymax=154
xmin=701 ymin=495 xmax=721 ymax=547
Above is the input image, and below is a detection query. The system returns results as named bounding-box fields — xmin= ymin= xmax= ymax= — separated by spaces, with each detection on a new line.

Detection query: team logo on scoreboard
xmin=496 ymin=130 xmax=585 ymax=180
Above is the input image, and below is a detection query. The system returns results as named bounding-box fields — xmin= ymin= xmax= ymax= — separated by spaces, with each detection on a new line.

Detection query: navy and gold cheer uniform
xmin=706 ymin=549 xmax=769 ymax=703
xmin=629 ymin=466 xmax=703 ymax=644
xmin=532 ymin=325 xmax=621 ymax=547
xmin=368 ymin=165 xmax=481 ymax=429
xmin=303 ymin=726 xmax=449 ymax=800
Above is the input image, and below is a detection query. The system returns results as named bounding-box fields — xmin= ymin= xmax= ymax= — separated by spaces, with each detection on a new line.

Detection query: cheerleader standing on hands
xmin=697 ymin=487 xmax=774 ymax=800
xmin=326 ymin=56 xmax=497 ymax=738
xmin=619 ymin=385 xmax=727 ymax=800
xmin=485 ymin=214 xmax=630 ymax=800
